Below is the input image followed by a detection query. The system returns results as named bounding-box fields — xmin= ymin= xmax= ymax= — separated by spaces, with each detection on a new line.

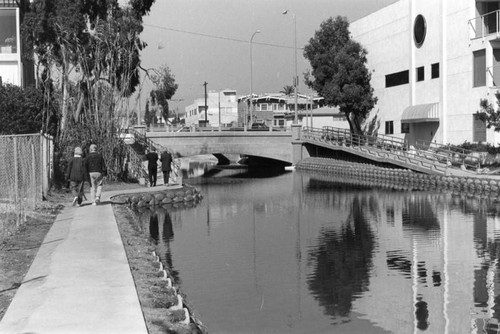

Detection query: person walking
xmin=85 ymin=144 xmax=107 ymax=205
xmin=160 ymin=150 xmax=173 ymax=186
xmin=145 ymin=147 xmax=159 ymax=187
xmin=66 ymin=146 xmax=87 ymax=206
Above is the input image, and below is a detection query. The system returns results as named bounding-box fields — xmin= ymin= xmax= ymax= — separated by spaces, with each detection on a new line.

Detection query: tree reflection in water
xmin=306 ymin=196 xmax=376 ymax=323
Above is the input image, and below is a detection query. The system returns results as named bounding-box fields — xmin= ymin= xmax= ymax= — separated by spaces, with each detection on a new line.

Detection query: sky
xmin=131 ymin=0 xmax=399 ymax=115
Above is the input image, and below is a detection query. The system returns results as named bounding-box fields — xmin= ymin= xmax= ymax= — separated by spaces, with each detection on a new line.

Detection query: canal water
xmin=135 ymin=166 xmax=500 ymax=334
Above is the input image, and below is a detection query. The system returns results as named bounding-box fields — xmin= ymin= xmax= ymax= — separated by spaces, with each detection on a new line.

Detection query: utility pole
xmin=203 ymin=81 xmax=208 ymax=124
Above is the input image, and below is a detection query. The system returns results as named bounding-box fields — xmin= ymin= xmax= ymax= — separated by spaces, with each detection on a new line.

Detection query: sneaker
xmin=72 ymin=197 xmax=78 ymax=206
xmin=95 ymin=197 xmax=100 ymax=204
xmin=92 ymin=202 xmax=97 ymax=206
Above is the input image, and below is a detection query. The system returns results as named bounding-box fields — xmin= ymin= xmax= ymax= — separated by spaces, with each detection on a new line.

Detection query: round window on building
xmin=413 ymin=14 xmax=426 ymax=48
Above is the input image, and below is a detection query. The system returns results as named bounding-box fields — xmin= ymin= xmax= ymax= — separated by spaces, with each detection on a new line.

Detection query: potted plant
xmin=2 ymin=36 xmax=15 ymax=53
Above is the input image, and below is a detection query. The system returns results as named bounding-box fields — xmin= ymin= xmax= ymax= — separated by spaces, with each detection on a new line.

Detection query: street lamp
xmin=282 ymin=10 xmax=298 ymax=124
xmin=250 ymin=30 xmax=261 ymax=129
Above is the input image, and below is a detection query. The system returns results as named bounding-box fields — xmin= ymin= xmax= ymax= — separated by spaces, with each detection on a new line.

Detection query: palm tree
xmin=280 ymin=85 xmax=294 ymax=96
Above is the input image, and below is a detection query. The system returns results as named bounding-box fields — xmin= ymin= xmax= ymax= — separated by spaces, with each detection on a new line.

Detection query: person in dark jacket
xmin=145 ymin=148 xmax=159 ymax=186
xmin=85 ymin=144 xmax=107 ymax=205
xmin=66 ymin=146 xmax=87 ymax=206
xmin=160 ymin=150 xmax=173 ymax=185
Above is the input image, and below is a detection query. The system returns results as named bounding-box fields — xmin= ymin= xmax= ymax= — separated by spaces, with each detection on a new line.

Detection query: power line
xmin=144 ymin=23 xmax=304 ymax=50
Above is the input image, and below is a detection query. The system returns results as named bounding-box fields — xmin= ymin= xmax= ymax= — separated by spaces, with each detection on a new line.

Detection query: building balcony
xmin=469 ymin=9 xmax=500 ymax=41
xmin=0 ymin=0 xmax=17 ymax=7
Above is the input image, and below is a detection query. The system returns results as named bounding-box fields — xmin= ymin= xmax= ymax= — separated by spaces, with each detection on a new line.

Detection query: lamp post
xmin=250 ymin=30 xmax=260 ymax=129
xmin=282 ymin=10 xmax=298 ymax=124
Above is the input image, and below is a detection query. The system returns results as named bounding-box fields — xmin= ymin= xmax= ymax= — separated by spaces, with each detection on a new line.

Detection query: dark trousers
xmin=70 ymin=180 xmax=85 ymax=204
xmin=163 ymin=170 xmax=171 ymax=185
xmin=148 ymin=167 xmax=157 ymax=186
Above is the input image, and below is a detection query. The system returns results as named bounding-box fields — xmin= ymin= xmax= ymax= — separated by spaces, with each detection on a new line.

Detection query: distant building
xmin=350 ymin=0 xmax=500 ymax=146
xmin=299 ymin=106 xmax=349 ymax=130
xmin=183 ymin=90 xmax=350 ymax=130
xmin=238 ymin=93 xmax=338 ymax=128
xmin=184 ymin=89 xmax=238 ymax=127
xmin=0 ymin=0 xmax=34 ymax=87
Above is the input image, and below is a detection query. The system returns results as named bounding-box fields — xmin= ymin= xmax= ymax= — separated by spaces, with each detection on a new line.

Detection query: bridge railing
xmin=145 ymin=124 xmax=292 ymax=133
xmin=302 ymin=126 xmax=481 ymax=172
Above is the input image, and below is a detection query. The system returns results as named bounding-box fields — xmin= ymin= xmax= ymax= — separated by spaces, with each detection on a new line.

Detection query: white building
xmin=0 ymin=1 xmax=22 ymax=86
xmin=184 ymin=89 xmax=238 ymax=127
xmin=350 ymin=0 xmax=500 ymax=147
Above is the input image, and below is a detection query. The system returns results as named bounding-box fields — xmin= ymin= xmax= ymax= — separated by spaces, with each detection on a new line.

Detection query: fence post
xmin=13 ymin=137 xmax=21 ymax=226
xmin=31 ymin=141 xmax=37 ymax=203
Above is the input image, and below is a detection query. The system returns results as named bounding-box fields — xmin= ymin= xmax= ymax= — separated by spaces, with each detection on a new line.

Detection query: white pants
xmin=89 ymin=172 xmax=104 ymax=202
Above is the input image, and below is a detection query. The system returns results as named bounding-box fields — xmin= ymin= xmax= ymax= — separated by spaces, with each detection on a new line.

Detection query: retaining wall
xmin=296 ymin=157 xmax=500 ymax=197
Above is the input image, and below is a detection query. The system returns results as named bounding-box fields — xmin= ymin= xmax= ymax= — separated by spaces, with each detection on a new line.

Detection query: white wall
xmin=351 ymin=0 xmax=495 ymax=145
xmin=0 ymin=61 xmax=20 ymax=85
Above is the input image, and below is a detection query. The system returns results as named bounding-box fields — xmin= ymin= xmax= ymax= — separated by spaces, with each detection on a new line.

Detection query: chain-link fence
xmin=0 ymin=133 xmax=53 ymax=224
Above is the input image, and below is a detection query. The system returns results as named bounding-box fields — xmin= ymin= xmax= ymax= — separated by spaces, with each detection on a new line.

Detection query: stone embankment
xmin=113 ymin=184 xmax=206 ymax=333
xmin=297 ymin=157 xmax=500 ymax=196
xmin=123 ymin=185 xmax=203 ymax=208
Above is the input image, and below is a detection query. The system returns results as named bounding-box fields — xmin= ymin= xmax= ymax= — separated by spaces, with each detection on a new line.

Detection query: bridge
xmin=131 ymin=125 xmax=481 ymax=176
xmin=144 ymin=129 xmax=295 ymax=166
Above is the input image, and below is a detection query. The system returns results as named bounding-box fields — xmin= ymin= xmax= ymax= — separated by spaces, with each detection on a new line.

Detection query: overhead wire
xmin=143 ymin=23 xmax=304 ymax=50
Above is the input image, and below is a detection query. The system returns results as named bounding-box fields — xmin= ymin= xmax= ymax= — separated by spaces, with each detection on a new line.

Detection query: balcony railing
xmin=469 ymin=10 xmax=500 ymax=40
xmin=0 ymin=0 xmax=17 ymax=7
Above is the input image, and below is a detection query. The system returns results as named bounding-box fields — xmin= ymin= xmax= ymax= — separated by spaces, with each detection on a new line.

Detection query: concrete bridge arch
xmin=146 ymin=131 xmax=294 ymax=166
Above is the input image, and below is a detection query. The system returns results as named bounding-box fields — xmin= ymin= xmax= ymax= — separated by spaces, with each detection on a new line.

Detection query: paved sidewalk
xmin=0 ymin=185 xmax=177 ymax=334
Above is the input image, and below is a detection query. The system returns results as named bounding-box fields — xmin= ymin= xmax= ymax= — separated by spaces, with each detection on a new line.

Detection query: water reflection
xmin=131 ymin=171 xmax=500 ymax=333
xmin=144 ymin=208 xmax=180 ymax=283
xmin=307 ymin=196 xmax=375 ymax=323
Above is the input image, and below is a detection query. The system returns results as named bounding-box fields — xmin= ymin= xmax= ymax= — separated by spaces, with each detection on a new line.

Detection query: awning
xmin=401 ymin=103 xmax=440 ymax=123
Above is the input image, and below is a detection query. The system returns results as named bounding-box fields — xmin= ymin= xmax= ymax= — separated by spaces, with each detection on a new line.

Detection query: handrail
xmin=302 ymin=126 xmax=481 ymax=172
xmin=468 ymin=9 xmax=500 ymax=40
xmin=126 ymin=128 xmax=181 ymax=181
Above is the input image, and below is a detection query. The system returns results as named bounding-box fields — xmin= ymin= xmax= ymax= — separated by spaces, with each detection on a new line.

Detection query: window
xmin=385 ymin=121 xmax=394 ymax=135
xmin=493 ymin=49 xmax=500 ymax=86
xmin=386 ymin=70 xmax=409 ymax=88
xmin=413 ymin=14 xmax=427 ymax=48
xmin=473 ymin=49 xmax=486 ymax=87
xmin=473 ymin=115 xmax=486 ymax=142
xmin=431 ymin=63 xmax=439 ymax=79
xmin=261 ymin=104 xmax=268 ymax=111
xmin=416 ymin=66 xmax=424 ymax=82
xmin=401 ymin=123 xmax=410 ymax=134
xmin=0 ymin=9 xmax=18 ymax=54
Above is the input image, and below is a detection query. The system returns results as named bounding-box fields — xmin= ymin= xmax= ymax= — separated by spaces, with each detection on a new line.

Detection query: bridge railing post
xmin=292 ymin=124 xmax=302 ymax=141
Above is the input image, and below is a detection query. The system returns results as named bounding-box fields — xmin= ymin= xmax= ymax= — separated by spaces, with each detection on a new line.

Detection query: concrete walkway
xmin=0 ymin=185 xmax=179 ymax=334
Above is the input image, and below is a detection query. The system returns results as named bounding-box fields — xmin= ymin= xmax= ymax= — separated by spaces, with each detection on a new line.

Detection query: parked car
xmin=250 ymin=122 xmax=269 ymax=131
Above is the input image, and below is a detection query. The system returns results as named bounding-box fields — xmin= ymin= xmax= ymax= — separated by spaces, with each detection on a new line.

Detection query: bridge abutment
xmin=291 ymin=124 xmax=309 ymax=165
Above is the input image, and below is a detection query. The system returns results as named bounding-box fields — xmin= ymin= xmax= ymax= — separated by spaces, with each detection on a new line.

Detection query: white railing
xmin=469 ymin=10 xmax=500 ymax=40
xmin=302 ymin=126 xmax=481 ymax=174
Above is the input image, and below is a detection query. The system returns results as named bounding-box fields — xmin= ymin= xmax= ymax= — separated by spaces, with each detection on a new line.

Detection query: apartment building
xmin=350 ymin=0 xmax=500 ymax=146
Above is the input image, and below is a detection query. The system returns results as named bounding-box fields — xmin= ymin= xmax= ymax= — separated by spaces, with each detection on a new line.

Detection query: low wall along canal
xmin=297 ymin=157 xmax=500 ymax=196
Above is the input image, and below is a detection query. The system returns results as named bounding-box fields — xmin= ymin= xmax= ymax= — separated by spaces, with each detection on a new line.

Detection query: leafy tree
xmin=149 ymin=65 xmax=178 ymax=124
xmin=144 ymin=100 xmax=152 ymax=127
xmin=476 ymin=91 xmax=500 ymax=131
xmin=303 ymin=16 xmax=377 ymax=135
xmin=280 ymin=85 xmax=294 ymax=96
xmin=0 ymin=83 xmax=58 ymax=136
xmin=22 ymin=0 xmax=156 ymax=183
xmin=22 ymin=0 xmax=155 ymax=133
